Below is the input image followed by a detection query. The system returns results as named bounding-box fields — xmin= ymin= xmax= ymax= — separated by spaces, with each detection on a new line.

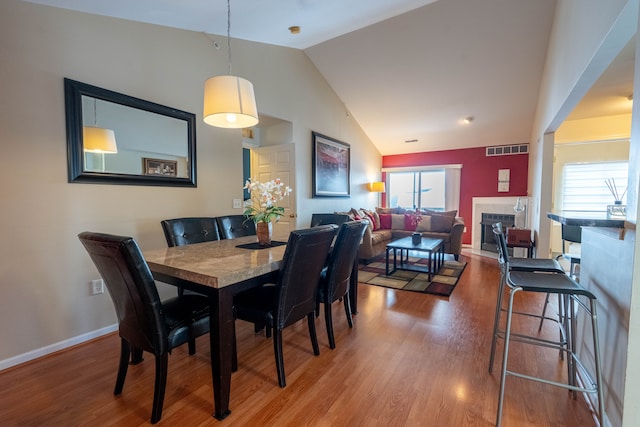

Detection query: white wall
xmin=528 ymin=1 xmax=639 ymax=425
xmin=0 ymin=1 xmax=381 ymax=367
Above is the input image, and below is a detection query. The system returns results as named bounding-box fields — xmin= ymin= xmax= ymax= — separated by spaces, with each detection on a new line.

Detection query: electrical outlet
xmin=233 ymin=198 xmax=242 ymax=209
xmin=91 ymin=279 xmax=104 ymax=295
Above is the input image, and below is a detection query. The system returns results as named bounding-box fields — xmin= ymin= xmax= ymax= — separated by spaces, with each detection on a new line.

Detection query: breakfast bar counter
xmin=547 ymin=211 xmax=626 ymax=228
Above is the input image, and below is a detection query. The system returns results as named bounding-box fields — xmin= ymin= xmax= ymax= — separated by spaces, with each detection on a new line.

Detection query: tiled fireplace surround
xmin=471 ymin=196 xmax=529 ymax=253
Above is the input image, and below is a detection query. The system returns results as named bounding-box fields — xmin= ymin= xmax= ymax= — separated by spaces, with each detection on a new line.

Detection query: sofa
xmin=336 ymin=208 xmax=465 ymax=263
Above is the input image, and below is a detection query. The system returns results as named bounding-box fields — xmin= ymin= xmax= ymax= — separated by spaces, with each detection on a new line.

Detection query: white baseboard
xmin=0 ymin=324 xmax=118 ymax=372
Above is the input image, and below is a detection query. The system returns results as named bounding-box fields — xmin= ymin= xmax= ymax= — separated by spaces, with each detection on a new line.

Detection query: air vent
xmin=486 ymin=144 xmax=529 ymax=156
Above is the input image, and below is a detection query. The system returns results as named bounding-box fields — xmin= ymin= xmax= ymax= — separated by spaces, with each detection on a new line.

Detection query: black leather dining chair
xmin=233 ymin=224 xmax=338 ymax=387
xmin=78 ymin=232 xmax=212 ymax=424
xmin=216 ymin=215 xmax=256 ymax=240
xmin=309 ymin=213 xmax=352 ymax=228
xmin=161 ymin=217 xmax=222 ymax=298
xmin=161 ymin=217 xmax=221 ymax=247
xmin=316 ymin=220 xmax=368 ymax=349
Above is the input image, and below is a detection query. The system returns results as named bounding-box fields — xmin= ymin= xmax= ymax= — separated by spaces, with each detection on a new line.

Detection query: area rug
xmin=358 ymin=256 xmax=467 ymax=297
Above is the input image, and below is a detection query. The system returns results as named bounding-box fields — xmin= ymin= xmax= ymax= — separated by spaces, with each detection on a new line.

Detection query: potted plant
xmin=243 ymin=178 xmax=292 ymax=245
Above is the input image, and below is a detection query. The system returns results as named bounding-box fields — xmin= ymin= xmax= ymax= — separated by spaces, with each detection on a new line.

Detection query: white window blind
xmin=561 ymin=162 xmax=628 ymax=211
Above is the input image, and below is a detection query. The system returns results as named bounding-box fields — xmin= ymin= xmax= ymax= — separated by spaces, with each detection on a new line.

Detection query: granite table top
xmin=143 ymin=235 xmax=287 ymax=289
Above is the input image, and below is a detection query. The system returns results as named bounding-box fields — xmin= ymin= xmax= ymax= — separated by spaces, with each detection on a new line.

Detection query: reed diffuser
xmin=605 ymin=178 xmax=627 ymax=219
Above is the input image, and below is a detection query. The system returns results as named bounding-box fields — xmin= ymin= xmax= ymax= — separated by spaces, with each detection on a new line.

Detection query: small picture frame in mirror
xmin=143 ymin=158 xmax=178 ymax=176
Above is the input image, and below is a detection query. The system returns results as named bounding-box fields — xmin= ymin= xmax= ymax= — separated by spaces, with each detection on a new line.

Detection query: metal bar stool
xmin=489 ymin=223 xmax=567 ymax=372
xmin=557 ymin=224 xmax=582 ymax=280
xmin=496 ymin=270 xmax=604 ymax=427
xmin=537 ymin=224 xmax=583 ymax=331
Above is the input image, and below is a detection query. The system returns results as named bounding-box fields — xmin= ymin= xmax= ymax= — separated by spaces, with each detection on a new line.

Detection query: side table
xmin=506 ymin=228 xmax=535 ymax=258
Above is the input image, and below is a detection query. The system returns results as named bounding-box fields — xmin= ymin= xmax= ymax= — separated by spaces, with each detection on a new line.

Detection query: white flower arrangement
xmin=243 ymin=178 xmax=293 ymax=223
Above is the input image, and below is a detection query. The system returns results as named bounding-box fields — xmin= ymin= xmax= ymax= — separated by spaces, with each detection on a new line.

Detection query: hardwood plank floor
xmin=0 ymin=252 xmax=597 ymax=426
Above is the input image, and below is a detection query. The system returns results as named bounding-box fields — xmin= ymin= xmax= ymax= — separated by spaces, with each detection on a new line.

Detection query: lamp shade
xmin=82 ymin=126 xmax=118 ymax=153
xmin=369 ymin=181 xmax=386 ymax=192
xmin=203 ymin=75 xmax=259 ymax=129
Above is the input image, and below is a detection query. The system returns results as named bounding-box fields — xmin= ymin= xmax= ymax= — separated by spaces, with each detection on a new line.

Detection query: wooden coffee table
xmin=385 ymin=236 xmax=445 ymax=281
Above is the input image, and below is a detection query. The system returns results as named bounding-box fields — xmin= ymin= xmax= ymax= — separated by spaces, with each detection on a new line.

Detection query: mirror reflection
xmin=81 ymin=96 xmax=189 ymax=177
xmin=65 ymin=78 xmax=196 ymax=187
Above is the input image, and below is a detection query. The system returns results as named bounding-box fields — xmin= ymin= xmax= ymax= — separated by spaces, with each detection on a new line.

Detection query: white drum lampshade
xmin=203 ymin=75 xmax=258 ymax=129
xmin=83 ymin=126 xmax=118 ymax=153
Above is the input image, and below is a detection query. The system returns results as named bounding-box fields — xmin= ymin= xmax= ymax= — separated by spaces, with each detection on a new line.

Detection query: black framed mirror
xmin=64 ymin=78 xmax=197 ymax=187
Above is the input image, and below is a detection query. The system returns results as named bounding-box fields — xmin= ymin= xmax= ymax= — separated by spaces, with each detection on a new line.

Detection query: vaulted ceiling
xmin=25 ymin=0 xmax=634 ymax=155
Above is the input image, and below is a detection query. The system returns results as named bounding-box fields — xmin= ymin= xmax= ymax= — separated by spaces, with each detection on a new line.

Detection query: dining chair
xmin=161 ymin=217 xmax=221 ymax=247
xmin=309 ymin=213 xmax=352 ymax=227
xmin=216 ymin=215 xmax=256 ymax=239
xmin=78 ymin=231 xmax=212 ymax=424
xmin=233 ymin=224 xmax=338 ymax=387
xmin=316 ymin=220 xmax=368 ymax=349
xmin=161 ymin=217 xmax=222 ymax=298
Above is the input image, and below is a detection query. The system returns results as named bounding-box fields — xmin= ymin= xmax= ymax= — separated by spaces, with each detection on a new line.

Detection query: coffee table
xmin=385 ymin=236 xmax=445 ymax=281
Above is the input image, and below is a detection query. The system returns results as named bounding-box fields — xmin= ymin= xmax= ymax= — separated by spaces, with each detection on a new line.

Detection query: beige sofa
xmin=348 ymin=208 xmax=465 ymax=264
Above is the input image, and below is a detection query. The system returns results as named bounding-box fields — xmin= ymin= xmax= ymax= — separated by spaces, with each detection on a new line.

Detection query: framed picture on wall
xmin=312 ymin=131 xmax=350 ymax=197
xmin=143 ymin=158 xmax=178 ymax=176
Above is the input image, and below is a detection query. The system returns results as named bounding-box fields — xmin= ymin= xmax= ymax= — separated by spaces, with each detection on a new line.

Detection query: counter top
xmin=547 ymin=211 xmax=625 ymax=228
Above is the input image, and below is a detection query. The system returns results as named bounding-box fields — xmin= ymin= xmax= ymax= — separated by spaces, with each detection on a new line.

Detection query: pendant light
xmin=203 ymin=0 xmax=258 ymax=129
xmin=83 ymin=98 xmax=118 ymax=153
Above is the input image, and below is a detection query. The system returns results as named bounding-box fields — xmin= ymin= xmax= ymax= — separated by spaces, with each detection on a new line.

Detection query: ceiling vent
xmin=486 ymin=144 xmax=529 ymax=157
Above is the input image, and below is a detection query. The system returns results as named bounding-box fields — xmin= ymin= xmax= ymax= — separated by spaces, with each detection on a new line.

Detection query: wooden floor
xmin=0 ymin=252 xmax=597 ymax=426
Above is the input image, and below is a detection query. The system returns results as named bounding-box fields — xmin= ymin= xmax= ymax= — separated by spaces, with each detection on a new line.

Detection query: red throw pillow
xmin=379 ymin=213 xmax=391 ymax=229
xmin=404 ymin=214 xmax=419 ymax=231
xmin=365 ymin=212 xmax=377 ymax=231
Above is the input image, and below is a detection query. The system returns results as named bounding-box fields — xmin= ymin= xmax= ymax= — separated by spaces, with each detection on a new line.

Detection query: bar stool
xmin=490 ymin=224 xmax=604 ymax=427
xmin=489 ymin=223 xmax=567 ymax=372
xmin=495 ymin=271 xmax=604 ymax=427
xmin=557 ymin=224 xmax=582 ymax=280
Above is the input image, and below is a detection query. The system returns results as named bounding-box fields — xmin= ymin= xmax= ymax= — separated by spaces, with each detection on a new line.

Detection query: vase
xmin=607 ymin=200 xmax=626 ymax=219
xmin=256 ymin=221 xmax=272 ymax=246
xmin=412 ymin=232 xmax=422 ymax=245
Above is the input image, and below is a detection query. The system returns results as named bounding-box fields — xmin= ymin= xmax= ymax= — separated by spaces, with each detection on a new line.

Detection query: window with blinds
xmin=561 ymin=161 xmax=628 ymax=211
xmin=388 ymin=169 xmax=446 ymax=210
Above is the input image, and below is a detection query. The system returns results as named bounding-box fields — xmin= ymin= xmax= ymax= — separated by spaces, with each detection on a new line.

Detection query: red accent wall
xmin=382 ymin=147 xmax=528 ymax=245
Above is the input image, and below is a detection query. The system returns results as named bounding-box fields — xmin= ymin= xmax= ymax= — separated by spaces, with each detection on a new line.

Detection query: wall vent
xmin=486 ymin=144 xmax=529 ymax=157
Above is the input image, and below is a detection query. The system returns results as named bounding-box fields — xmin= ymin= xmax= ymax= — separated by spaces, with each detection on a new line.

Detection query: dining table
xmin=144 ymin=235 xmax=286 ymax=419
xmin=143 ymin=233 xmax=361 ymax=420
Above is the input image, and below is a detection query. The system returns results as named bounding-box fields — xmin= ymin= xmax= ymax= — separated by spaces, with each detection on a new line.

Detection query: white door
xmin=251 ymin=143 xmax=296 ymax=237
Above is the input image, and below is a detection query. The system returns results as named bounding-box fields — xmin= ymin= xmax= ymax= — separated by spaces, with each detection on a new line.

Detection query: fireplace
xmin=471 ymin=196 xmax=529 ymax=254
xmin=480 ymin=213 xmax=515 ymax=253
